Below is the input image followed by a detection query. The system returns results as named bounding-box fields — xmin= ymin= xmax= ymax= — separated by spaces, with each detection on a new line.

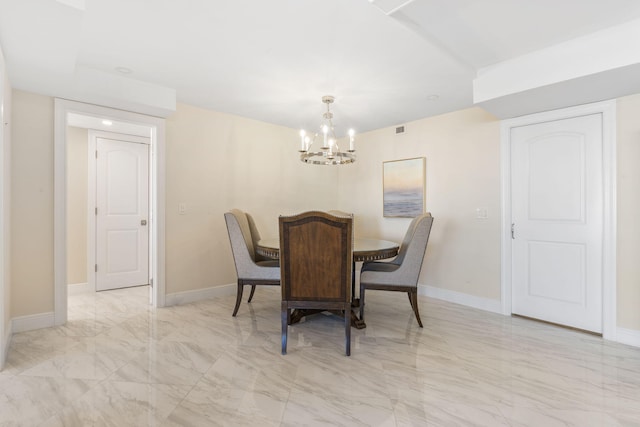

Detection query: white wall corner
xmin=418 ymin=284 xmax=503 ymax=314
xmin=164 ymin=284 xmax=236 ymax=307
xmin=369 ymin=0 xmax=416 ymax=15
xmin=11 ymin=312 xmax=56 ymax=334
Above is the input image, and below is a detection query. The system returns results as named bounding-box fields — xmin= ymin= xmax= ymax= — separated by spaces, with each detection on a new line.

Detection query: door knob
xmin=141 ymin=219 xmax=147 ymax=226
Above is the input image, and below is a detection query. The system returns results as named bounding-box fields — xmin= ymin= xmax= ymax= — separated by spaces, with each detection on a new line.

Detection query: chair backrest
xmin=393 ymin=213 xmax=434 ymax=283
xmin=279 ymin=211 xmax=353 ymax=303
xmin=224 ymin=209 xmax=258 ymax=276
xmin=246 ymin=212 xmax=270 ymax=262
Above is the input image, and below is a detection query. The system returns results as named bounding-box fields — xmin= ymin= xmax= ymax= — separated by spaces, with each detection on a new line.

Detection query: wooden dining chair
xmin=279 ymin=211 xmax=354 ymax=356
xmin=359 ymin=213 xmax=433 ymax=327
xmin=224 ymin=209 xmax=280 ymax=316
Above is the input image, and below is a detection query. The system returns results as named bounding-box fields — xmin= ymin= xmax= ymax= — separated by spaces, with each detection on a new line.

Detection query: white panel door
xmin=96 ymin=137 xmax=149 ymax=291
xmin=511 ymin=114 xmax=603 ymax=333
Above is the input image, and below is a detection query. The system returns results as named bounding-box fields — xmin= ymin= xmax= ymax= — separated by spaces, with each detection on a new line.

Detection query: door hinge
xmin=150 ymin=278 xmax=153 ymax=287
xmin=95 ymin=264 xmax=98 ymax=272
xmin=95 ymin=207 xmax=98 ymax=215
xmin=511 ymin=223 xmax=515 ymax=240
xmin=95 ymin=150 xmax=98 ymax=159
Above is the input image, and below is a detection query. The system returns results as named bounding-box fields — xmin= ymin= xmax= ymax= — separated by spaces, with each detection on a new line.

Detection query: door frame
xmin=87 ymin=131 xmax=151 ymax=293
xmin=500 ymin=100 xmax=617 ymax=340
xmin=54 ymin=99 xmax=166 ymax=326
xmin=0 ymin=56 xmax=9 ymax=370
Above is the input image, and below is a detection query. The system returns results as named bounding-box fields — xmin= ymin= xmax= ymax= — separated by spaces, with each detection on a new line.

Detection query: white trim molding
xmin=54 ymin=99 xmax=166 ymax=327
xmin=68 ymin=282 xmax=91 ymax=295
xmin=12 ymin=312 xmax=55 ymax=334
xmin=1 ymin=326 xmax=10 ymax=369
xmin=500 ymin=100 xmax=617 ymax=341
xmin=615 ymin=328 xmax=640 ymax=348
xmin=165 ymin=284 xmax=236 ymax=307
xmin=0 ymin=45 xmax=10 ymax=371
xmin=418 ymin=284 xmax=503 ymax=314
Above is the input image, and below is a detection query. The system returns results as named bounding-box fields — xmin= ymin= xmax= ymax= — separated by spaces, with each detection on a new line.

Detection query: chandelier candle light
xmin=299 ymin=95 xmax=356 ymax=165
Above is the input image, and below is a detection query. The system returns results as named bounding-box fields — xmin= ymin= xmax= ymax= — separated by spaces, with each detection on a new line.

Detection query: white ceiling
xmin=2 ymin=0 xmax=640 ymax=136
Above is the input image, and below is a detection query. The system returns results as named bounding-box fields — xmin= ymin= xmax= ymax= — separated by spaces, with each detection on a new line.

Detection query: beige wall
xmin=66 ymin=126 xmax=88 ymax=285
xmin=165 ymin=103 xmax=339 ymax=294
xmin=339 ymin=108 xmax=502 ymax=300
xmin=11 ymin=91 xmax=54 ymax=318
xmin=616 ymin=93 xmax=640 ymax=330
xmin=7 ymin=90 xmax=640 ymax=333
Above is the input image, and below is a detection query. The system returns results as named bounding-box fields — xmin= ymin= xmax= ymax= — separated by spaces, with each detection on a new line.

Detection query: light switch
xmin=179 ymin=203 xmax=186 ymax=215
xmin=475 ymin=208 xmax=488 ymax=219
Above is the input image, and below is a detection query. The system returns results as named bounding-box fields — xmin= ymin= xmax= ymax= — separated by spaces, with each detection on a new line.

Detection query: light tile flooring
xmin=2 ymin=286 xmax=640 ymax=426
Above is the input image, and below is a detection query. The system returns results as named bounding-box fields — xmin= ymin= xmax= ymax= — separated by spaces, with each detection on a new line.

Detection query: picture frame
xmin=383 ymin=157 xmax=425 ymax=217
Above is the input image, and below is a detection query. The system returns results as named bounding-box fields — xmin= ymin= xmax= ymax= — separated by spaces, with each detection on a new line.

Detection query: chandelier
xmin=298 ymin=95 xmax=356 ymax=165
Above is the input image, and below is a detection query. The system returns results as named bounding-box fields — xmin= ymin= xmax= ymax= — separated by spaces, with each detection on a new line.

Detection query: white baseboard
xmin=12 ymin=312 xmax=55 ymax=333
xmin=418 ymin=284 xmax=503 ymax=314
xmin=165 ymin=284 xmax=236 ymax=307
xmin=615 ymin=327 xmax=640 ymax=348
xmin=7 ymin=284 xmax=638 ymax=354
xmin=417 ymin=286 xmax=640 ymax=349
xmin=68 ymin=282 xmax=92 ymax=295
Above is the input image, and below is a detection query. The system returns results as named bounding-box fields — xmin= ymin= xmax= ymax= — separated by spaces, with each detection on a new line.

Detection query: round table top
xmin=256 ymin=237 xmax=399 ymax=262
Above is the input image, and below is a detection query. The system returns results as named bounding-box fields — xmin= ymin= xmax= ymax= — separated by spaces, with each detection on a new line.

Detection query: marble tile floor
xmin=1 ymin=285 xmax=640 ymax=426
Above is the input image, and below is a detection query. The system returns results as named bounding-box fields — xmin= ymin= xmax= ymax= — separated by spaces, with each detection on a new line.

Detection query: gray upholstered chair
xmin=359 ymin=213 xmax=433 ymax=327
xmin=279 ymin=211 xmax=354 ymax=356
xmin=224 ymin=209 xmax=280 ymax=316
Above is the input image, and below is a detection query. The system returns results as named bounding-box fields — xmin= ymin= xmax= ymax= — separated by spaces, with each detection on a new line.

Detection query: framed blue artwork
xmin=383 ymin=157 xmax=425 ymax=218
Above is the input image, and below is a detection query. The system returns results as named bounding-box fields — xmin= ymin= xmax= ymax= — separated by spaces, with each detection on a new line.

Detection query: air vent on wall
xmin=395 ymin=125 xmax=406 ymax=135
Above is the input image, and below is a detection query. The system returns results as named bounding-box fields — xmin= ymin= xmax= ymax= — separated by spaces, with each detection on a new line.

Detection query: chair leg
xmin=281 ymin=302 xmax=289 ymax=355
xmin=247 ymin=285 xmax=257 ymax=303
xmin=409 ymin=290 xmax=423 ymax=327
xmin=345 ymin=305 xmax=351 ymax=356
xmin=232 ymin=281 xmax=244 ymax=317
xmin=359 ymin=285 xmax=366 ymax=322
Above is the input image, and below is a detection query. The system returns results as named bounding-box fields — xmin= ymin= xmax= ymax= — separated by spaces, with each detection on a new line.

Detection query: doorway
xmin=500 ymin=100 xmax=617 ymax=339
xmin=54 ymin=99 xmax=166 ymax=326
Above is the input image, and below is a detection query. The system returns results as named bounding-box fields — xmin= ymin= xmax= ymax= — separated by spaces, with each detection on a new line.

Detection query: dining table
xmin=256 ymin=237 xmax=399 ymax=262
xmin=256 ymin=237 xmax=400 ymax=328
